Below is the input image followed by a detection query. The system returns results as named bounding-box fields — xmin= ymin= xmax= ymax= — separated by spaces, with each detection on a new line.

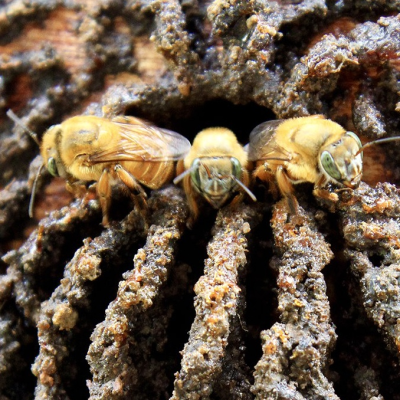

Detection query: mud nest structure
xmin=1 ymin=1 xmax=400 ymax=399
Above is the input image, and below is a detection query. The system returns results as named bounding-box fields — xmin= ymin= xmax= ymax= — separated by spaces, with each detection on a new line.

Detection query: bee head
xmin=41 ymin=125 xmax=68 ymax=178
xmin=190 ymin=157 xmax=242 ymax=208
xmin=319 ymin=131 xmax=363 ymax=189
xmin=7 ymin=109 xmax=70 ymax=218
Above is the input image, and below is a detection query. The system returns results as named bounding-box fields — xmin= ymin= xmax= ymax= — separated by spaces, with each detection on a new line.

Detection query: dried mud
xmin=1 ymin=1 xmax=400 ymax=399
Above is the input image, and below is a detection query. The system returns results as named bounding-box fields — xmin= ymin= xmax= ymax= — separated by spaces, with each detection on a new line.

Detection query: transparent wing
xmin=247 ymin=120 xmax=290 ymax=162
xmin=89 ymin=116 xmax=191 ymax=163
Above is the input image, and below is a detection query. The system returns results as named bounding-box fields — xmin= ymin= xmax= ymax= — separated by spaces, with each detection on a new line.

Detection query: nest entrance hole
xmin=127 ymin=99 xmax=275 ymax=145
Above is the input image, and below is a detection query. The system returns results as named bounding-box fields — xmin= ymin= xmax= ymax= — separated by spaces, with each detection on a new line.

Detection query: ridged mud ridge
xmin=1 ymin=1 xmax=400 ymax=399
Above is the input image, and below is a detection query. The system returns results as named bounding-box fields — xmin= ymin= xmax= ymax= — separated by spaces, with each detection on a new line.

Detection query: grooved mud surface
xmin=1 ymin=1 xmax=400 ymax=399
xmin=252 ymin=201 xmax=337 ymax=399
xmin=171 ymin=205 xmax=261 ymax=400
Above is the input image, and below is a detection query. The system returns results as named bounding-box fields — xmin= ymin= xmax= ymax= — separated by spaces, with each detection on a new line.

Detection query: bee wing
xmin=248 ymin=120 xmax=290 ymax=162
xmin=89 ymin=116 xmax=191 ymax=163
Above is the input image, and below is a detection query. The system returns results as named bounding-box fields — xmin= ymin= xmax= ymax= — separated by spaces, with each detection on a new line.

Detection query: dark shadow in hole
xmin=0 ymin=258 xmax=7 ymax=275
xmin=317 ymin=209 xmax=363 ymax=399
xmin=368 ymin=253 xmax=385 ymax=268
xmin=324 ymin=249 xmax=362 ymax=399
xmin=323 ymin=219 xmax=400 ymax=400
xmin=327 ymin=263 xmax=400 ymax=400
xmin=1 ymin=302 xmax=38 ymax=400
xmin=127 ymin=99 xmax=275 ymax=145
xmin=244 ymin=204 xmax=278 ymax=370
xmin=61 ymin=234 xmax=146 ymax=400
xmin=163 ymin=209 xmax=215 ymax=394
xmin=29 ymin=213 xmax=103 ymax=305
xmin=273 ymin=13 xmax=329 ymax=73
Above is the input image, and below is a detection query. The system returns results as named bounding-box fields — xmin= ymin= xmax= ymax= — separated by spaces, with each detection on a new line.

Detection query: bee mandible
xmin=248 ymin=115 xmax=400 ymax=213
xmin=174 ymin=127 xmax=256 ymax=226
xmin=8 ymin=111 xmax=191 ymax=226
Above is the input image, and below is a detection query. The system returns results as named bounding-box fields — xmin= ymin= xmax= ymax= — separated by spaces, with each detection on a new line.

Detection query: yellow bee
xmin=8 ymin=111 xmax=191 ymax=226
xmin=248 ymin=115 xmax=400 ymax=212
xmin=174 ymin=127 xmax=256 ymax=225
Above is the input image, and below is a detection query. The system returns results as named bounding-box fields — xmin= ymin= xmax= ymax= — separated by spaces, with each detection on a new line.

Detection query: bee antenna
xmin=7 ymin=109 xmax=40 ymax=146
xmin=233 ymin=177 xmax=257 ymax=202
xmin=173 ymin=165 xmax=196 ymax=185
xmin=29 ymin=164 xmax=44 ymax=218
xmin=356 ymin=136 xmax=400 ymax=156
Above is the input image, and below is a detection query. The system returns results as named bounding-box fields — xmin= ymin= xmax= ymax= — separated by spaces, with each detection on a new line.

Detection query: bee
xmin=248 ymin=115 xmax=400 ymax=213
xmin=7 ymin=111 xmax=191 ymax=226
xmin=174 ymin=127 xmax=256 ymax=225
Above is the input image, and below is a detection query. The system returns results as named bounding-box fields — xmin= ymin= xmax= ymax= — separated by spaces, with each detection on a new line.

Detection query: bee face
xmin=319 ymin=132 xmax=363 ymax=188
xmin=190 ymin=157 xmax=242 ymax=208
xmin=174 ymin=127 xmax=255 ymax=225
xmin=41 ymin=125 xmax=69 ymax=179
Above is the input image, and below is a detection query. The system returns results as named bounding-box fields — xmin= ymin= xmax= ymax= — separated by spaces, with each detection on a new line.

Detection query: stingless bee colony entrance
xmin=1 ymin=1 xmax=400 ymax=399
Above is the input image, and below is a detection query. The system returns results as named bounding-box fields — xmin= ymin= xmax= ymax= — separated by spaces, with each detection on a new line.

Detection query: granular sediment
xmin=252 ymin=201 xmax=337 ymax=399
xmin=339 ymin=183 xmax=400 ymax=361
xmin=171 ymin=205 xmax=261 ymax=400
xmin=87 ymin=187 xmax=188 ymax=399
xmin=1 ymin=1 xmax=400 ymax=399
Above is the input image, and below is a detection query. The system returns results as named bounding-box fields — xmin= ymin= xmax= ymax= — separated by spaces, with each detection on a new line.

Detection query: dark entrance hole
xmin=127 ymin=99 xmax=275 ymax=145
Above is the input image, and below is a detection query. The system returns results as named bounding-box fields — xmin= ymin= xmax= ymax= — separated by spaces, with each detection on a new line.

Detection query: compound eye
xmin=320 ymin=151 xmax=341 ymax=181
xmin=47 ymin=157 xmax=59 ymax=177
xmin=345 ymin=131 xmax=362 ymax=148
xmin=190 ymin=159 xmax=202 ymax=190
xmin=345 ymin=131 xmax=363 ymax=159
xmin=230 ymin=157 xmax=242 ymax=179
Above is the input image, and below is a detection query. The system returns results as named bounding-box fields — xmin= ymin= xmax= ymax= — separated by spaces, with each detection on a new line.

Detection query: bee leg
xmin=114 ymin=164 xmax=148 ymax=228
xmin=97 ymin=169 xmax=112 ymax=226
xmin=131 ymin=194 xmax=149 ymax=231
xmin=276 ymin=166 xmax=298 ymax=214
xmin=253 ymin=164 xmax=279 ymax=199
xmin=313 ymin=176 xmax=339 ymax=203
xmin=176 ymin=159 xmax=185 ymax=177
xmin=66 ymin=180 xmax=95 ymax=208
xmin=229 ymin=192 xmax=244 ymax=209
xmin=114 ymin=164 xmax=147 ymax=198
xmin=176 ymin=160 xmax=197 ymax=228
xmin=66 ymin=180 xmax=88 ymax=198
xmin=229 ymin=169 xmax=251 ymax=209
xmin=313 ymin=188 xmax=339 ymax=202
xmin=182 ymin=174 xmax=198 ymax=229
